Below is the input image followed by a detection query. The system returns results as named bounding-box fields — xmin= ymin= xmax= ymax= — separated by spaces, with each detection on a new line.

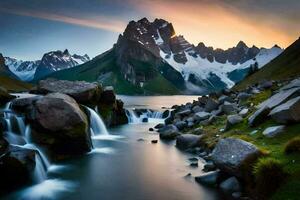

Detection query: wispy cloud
xmin=0 ymin=7 xmax=126 ymax=33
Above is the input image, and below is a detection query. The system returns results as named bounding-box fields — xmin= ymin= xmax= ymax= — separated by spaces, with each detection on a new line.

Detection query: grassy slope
xmin=188 ymin=90 xmax=300 ymax=199
xmin=0 ymin=76 xmax=33 ymax=92
xmin=234 ymin=38 xmax=300 ymax=90
xmin=46 ymin=50 xmax=180 ymax=95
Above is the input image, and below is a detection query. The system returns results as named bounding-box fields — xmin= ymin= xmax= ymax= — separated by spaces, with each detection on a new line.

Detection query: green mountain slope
xmin=45 ymin=49 xmax=181 ymax=95
xmin=234 ymin=37 xmax=300 ymax=90
xmin=0 ymin=76 xmax=32 ymax=92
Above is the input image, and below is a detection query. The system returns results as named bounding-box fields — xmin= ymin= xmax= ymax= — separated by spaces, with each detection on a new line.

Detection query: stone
xmin=203 ymin=162 xmax=217 ymax=172
xmin=0 ymin=145 xmax=36 ymax=192
xmin=269 ymin=96 xmax=300 ymax=124
xmin=149 ymin=128 xmax=154 ymax=131
xmin=36 ymin=79 xmax=101 ymax=105
xmin=219 ymin=177 xmax=241 ymax=193
xmin=177 ymin=109 xmax=191 ymax=116
xmin=211 ymin=138 xmax=262 ymax=177
xmin=30 ymin=93 xmax=91 ymax=156
xmin=198 ymin=96 xmax=209 ymax=106
xmin=154 ymin=123 xmax=165 ymax=129
xmin=218 ymin=95 xmax=234 ymax=104
xmin=204 ymin=99 xmax=219 ymax=112
xmin=226 ymin=115 xmax=243 ymax=130
xmin=190 ymin=162 xmax=198 ymax=167
xmin=192 ymin=105 xmax=204 ymax=113
xmin=195 ymin=170 xmax=220 ymax=186
xmin=237 ymin=92 xmax=251 ymax=101
xmin=176 ymin=134 xmax=202 ymax=150
xmin=151 ymin=140 xmax=158 ymax=144
xmin=11 ymin=96 xmax=41 ymax=113
xmin=280 ymin=78 xmax=300 ymax=91
xmin=188 ymin=157 xmax=198 ymax=162
xmin=221 ymin=102 xmax=239 ymax=115
xmin=100 ymin=86 xmax=116 ymax=104
xmin=174 ymin=121 xmax=187 ymax=130
xmin=259 ymin=80 xmax=273 ymax=89
xmin=239 ymin=108 xmax=249 ymax=117
xmin=249 ymin=87 xmax=300 ymax=126
xmin=159 ymin=125 xmax=181 ymax=140
xmin=194 ymin=112 xmax=211 ymax=121
xmin=262 ymin=125 xmax=285 ymax=138
xmin=0 ymin=87 xmax=15 ymax=106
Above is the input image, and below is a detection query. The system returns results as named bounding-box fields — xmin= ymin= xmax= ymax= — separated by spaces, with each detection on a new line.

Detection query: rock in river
xmin=176 ymin=134 xmax=202 ymax=150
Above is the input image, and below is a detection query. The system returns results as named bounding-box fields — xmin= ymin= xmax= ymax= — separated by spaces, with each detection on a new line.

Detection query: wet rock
xmin=162 ymin=110 xmax=170 ymax=118
xmin=174 ymin=121 xmax=187 ymax=130
xmin=211 ymin=138 xmax=262 ymax=177
xmin=190 ymin=162 xmax=198 ymax=167
xmin=0 ymin=87 xmax=15 ymax=107
xmin=203 ymin=162 xmax=216 ymax=172
xmin=154 ymin=123 xmax=165 ymax=129
xmin=149 ymin=128 xmax=154 ymax=131
xmin=30 ymin=93 xmax=91 ymax=156
xmin=269 ymin=96 xmax=300 ymax=124
xmin=36 ymin=79 xmax=102 ymax=105
xmin=218 ymin=95 xmax=234 ymax=104
xmin=11 ymin=96 xmax=41 ymax=113
xmin=0 ymin=145 xmax=36 ymax=193
xmin=177 ymin=109 xmax=191 ymax=117
xmin=188 ymin=157 xmax=198 ymax=162
xmin=219 ymin=177 xmax=241 ymax=193
xmin=176 ymin=134 xmax=202 ymax=150
xmin=262 ymin=125 xmax=285 ymax=138
xmin=159 ymin=125 xmax=181 ymax=140
xmin=195 ymin=170 xmax=220 ymax=186
xmin=100 ymin=86 xmax=116 ymax=105
xmin=151 ymin=140 xmax=158 ymax=144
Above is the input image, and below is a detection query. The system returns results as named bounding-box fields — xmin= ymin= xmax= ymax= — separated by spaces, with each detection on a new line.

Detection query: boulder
xmin=154 ymin=123 xmax=165 ymax=129
xmin=100 ymin=86 xmax=116 ymax=105
xmin=192 ymin=105 xmax=204 ymax=113
xmin=30 ymin=93 xmax=91 ymax=156
xmin=11 ymin=96 xmax=41 ymax=113
xmin=280 ymin=78 xmax=300 ymax=91
xmin=259 ymin=81 xmax=273 ymax=89
xmin=176 ymin=109 xmax=191 ymax=117
xmin=221 ymin=102 xmax=239 ymax=115
xmin=0 ymin=87 xmax=15 ymax=107
xmin=0 ymin=145 xmax=35 ymax=193
xmin=36 ymin=79 xmax=101 ymax=105
xmin=203 ymin=162 xmax=217 ymax=172
xmin=198 ymin=96 xmax=209 ymax=106
xmin=249 ymin=87 xmax=300 ymax=126
xmin=262 ymin=125 xmax=285 ymax=138
xmin=204 ymin=99 xmax=219 ymax=112
xmin=194 ymin=112 xmax=211 ymax=121
xmin=218 ymin=95 xmax=234 ymax=104
xmin=239 ymin=108 xmax=249 ymax=118
xmin=195 ymin=170 xmax=220 ymax=186
xmin=226 ymin=115 xmax=243 ymax=130
xmin=211 ymin=138 xmax=262 ymax=177
xmin=176 ymin=134 xmax=202 ymax=150
xmin=159 ymin=125 xmax=180 ymax=140
xmin=174 ymin=121 xmax=187 ymax=130
xmin=269 ymin=96 xmax=300 ymax=124
xmin=237 ymin=92 xmax=251 ymax=101
xmin=219 ymin=177 xmax=241 ymax=193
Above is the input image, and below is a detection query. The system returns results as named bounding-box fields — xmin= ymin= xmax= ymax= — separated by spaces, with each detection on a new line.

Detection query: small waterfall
xmin=84 ymin=106 xmax=109 ymax=136
xmin=5 ymin=102 xmax=11 ymax=110
xmin=125 ymin=108 xmax=168 ymax=124
xmin=2 ymin=103 xmax=50 ymax=183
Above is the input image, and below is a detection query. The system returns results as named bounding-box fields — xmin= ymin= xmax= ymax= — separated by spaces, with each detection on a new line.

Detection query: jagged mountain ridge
xmin=43 ymin=18 xmax=283 ymax=94
xmin=4 ymin=50 xmax=90 ymax=81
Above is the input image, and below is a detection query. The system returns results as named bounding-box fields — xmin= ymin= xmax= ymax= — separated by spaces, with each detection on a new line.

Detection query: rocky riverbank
xmin=154 ymin=78 xmax=300 ymax=199
xmin=0 ymin=79 xmax=128 ymax=195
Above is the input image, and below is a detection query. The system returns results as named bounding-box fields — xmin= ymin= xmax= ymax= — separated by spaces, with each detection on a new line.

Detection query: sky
xmin=0 ymin=0 xmax=299 ymax=60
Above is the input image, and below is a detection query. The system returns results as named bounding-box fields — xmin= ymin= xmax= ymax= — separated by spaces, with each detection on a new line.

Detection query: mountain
xmin=0 ymin=54 xmax=32 ymax=91
xmin=4 ymin=50 xmax=90 ymax=81
xmin=234 ymin=37 xmax=300 ymax=90
xmin=44 ymin=18 xmax=282 ymax=94
xmin=4 ymin=57 xmax=40 ymax=81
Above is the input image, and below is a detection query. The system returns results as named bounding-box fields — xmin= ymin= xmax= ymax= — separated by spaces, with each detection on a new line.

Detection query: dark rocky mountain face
xmin=0 ymin=54 xmax=19 ymax=79
xmin=196 ymin=41 xmax=260 ymax=64
xmin=33 ymin=50 xmax=90 ymax=80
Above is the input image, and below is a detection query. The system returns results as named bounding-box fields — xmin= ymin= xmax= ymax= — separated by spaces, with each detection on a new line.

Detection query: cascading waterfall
xmin=84 ymin=106 xmax=109 ymax=136
xmin=1 ymin=103 xmax=50 ymax=183
xmin=125 ymin=108 xmax=169 ymax=124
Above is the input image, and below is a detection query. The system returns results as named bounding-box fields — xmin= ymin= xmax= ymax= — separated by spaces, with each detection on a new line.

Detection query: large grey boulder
xmin=221 ymin=102 xmax=239 ymax=115
xmin=219 ymin=177 xmax=241 ymax=193
xmin=249 ymin=87 xmax=300 ymax=126
xmin=11 ymin=96 xmax=41 ymax=113
xmin=262 ymin=125 xmax=285 ymax=138
xmin=30 ymin=93 xmax=91 ymax=156
xmin=269 ymin=96 xmax=300 ymax=124
xmin=159 ymin=124 xmax=180 ymax=140
xmin=237 ymin=92 xmax=251 ymax=101
xmin=211 ymin=138 xmax=261 ymax=177
xmin=176 ymin=134 xmax=202 ymax=150
xmin=195 ymin=170 xmax=220 ymax=186
xmin=218 ymin=95 xmax=234 ymax=104
xmin=36 ymin=79 xmax=101 ymax=105
xmin=280 ymin=78 xmax=300 ymax=91
xmin=192 ymin=105 xmax=204 ymax=113
xmin=194 ymin=112 xmax=211 ymax=121
xmin=174 ymin=121 xmax=187 ymax=130
xmin=204 ymin=99 xmax=219 ymax=112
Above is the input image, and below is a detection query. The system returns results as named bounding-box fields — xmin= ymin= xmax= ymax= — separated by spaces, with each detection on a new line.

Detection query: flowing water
xmin=2 ymin=95 xmax=225 ymax=200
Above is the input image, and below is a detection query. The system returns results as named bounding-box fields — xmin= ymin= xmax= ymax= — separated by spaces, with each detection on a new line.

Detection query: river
xmin=3 ymin=95 xmax=224 ymax=200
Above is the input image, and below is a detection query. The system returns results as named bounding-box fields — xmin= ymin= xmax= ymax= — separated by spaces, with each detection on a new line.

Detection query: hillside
xmin=234 ymin=37 xmax=300 ymax=90
xmin=0 ymin=76 xmax=32 ymax=92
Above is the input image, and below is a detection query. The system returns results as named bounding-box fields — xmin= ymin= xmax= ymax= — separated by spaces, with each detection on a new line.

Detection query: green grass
xmin=234 ymin=38 xmax=300 ymax=90
xmin=0 ymin=76 xmax=33 ymax=92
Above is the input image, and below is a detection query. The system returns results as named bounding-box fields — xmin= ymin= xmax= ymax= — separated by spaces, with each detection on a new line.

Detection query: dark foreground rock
xmin=176 ymin=134 xmax=202 ymax=150
xmin=0 ymin=145 xmax=36 ymax=194
xmin=29 ymin=93 xmax=92 ymax=157
xmin=211 ymin=138 xmax=262 ymax=178
xmin=159 ymin=124 xmax=181 ymax=140
xmin=0 ymin=87 xmax=15 ymax=107
xmin=195 ymin=170 xmax=220 ymax=186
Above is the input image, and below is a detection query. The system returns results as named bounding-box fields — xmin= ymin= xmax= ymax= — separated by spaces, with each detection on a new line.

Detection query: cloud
xmin=0 ymin=7 xmax=126 ymax=33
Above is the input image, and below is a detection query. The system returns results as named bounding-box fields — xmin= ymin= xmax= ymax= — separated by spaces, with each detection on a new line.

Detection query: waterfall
xmin=125 ymin=108 xmax=169 ymax=124
xmin=84 ymin=106 xmax=109 ymax=136
xmin=2 ymin=103 xmax=50 ymax=183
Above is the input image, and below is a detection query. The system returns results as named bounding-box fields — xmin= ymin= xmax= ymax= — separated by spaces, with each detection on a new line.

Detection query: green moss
xmin=284 ymin=137 xmax=300 ymax=155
